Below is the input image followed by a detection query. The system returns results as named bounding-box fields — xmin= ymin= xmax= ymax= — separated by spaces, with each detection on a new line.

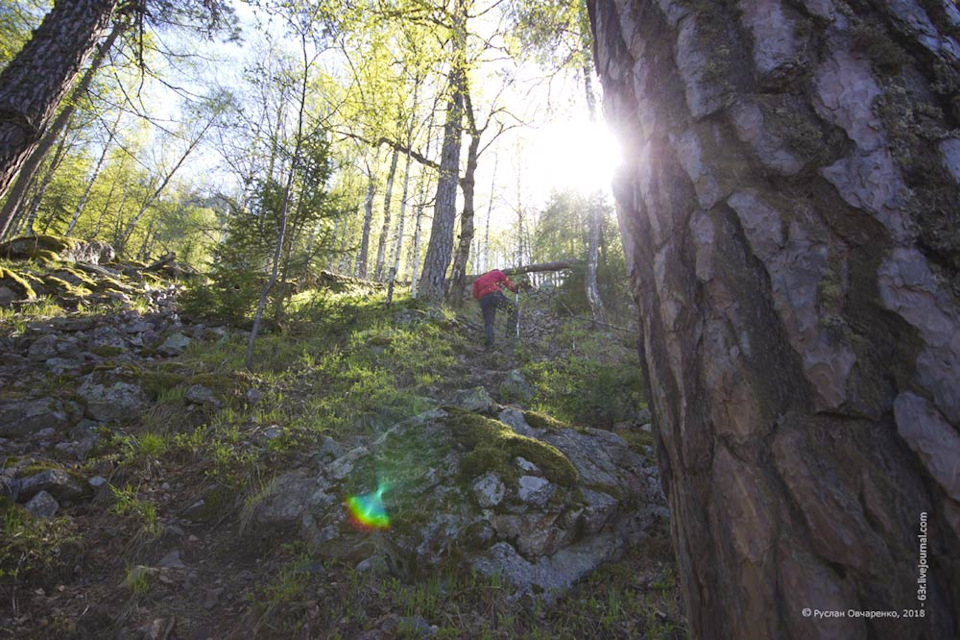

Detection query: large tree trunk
xmin=0 ymin=0 xmax=119 ymax=208
xmin=417 ymin=0 xmax=467 ymax=301
xmin=589 ymin=1 xmax=960 ymax=638
xmin=0 ymin=17 xmax=124 ymax=239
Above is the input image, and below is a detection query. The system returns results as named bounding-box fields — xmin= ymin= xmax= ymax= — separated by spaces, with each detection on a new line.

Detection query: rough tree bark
xmin=417 ymin=0 xmax=467 ymax=301
xmin=0 ymin=0 xmax=119 ymax=209
xmin=0 ymin=15 xmax=124 ymax=239
xmin=589 ymin=1 xmax=960 ymax=638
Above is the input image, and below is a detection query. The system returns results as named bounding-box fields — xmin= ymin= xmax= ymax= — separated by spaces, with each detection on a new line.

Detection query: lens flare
xmin=345 ymin=487 xmax=390 ymax=531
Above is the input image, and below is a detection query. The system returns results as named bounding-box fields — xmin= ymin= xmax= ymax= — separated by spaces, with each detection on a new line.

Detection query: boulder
xmin=157 ymin=332 xmax=191 ymax=357
xmin=248 ymin=407 xmax=665 ymax=600
xmin=24 ymin=490 xmax=59 ymax=518
xmin=0 ymin=475 xmax=20 ymax=501
xmin=0 ymin=397 xmax=71 ymax=437
xmin=19 ymin=468 xmax=86 ymax=502
xmin=499 ymin=370 xmax=534 ymax=403
xmin=28 ymin=334 xmax=67 ymax=360
xmin=77 ymin=379 xmax=146 ymax=422
xmin=184 ymin=384 xmax=221 ymax=408
xmin=450 ymin=387 xmax=494 ymax=413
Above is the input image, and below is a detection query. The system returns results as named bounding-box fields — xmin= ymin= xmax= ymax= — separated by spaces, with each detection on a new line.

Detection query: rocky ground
xmin=0 ymin=239 xmax=682 ymax=639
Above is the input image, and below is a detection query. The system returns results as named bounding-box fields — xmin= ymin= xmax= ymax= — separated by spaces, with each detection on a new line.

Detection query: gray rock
xmin=54 ymin=439 xmax=95 ymax=461
xmin=498 ymin=408 xmax=535 ymax=437
xmin=0 ymin=286 xmax=17 ymax=307
xmin=0 ymin=475 xmax=20 ymax=501
xmin=33 ymin=427 xmax=58 ymax=440
xmin=78 ymin=379 xmax=146 ymax=422
xmin=90 ymin=325 xmax=127 ymax=350
xmin=580 ymin=488 xmax=620 ymax=534
xmin=518 ymin=476 xmax=555 ymax=507
xmin=157 ymin=332 xmax=191 ymax=357
xmin=45 ymin=357 xmax=81 ymax=374
xmin=940 ymin=138 xmax=960 ymax=184
xmin=184 ymin=384 xmax=221 ymax=408
xmin=471 ymin=535 xmax=622 ymax=603
xmin=19 ymin=468 xmax=85 ymax=502
xmin=254 ymin=473 xmax=316 ymax=526
xmin=245 ymin=387 xmax=263 ymax=405
xmin=157 ymin=550 xmax=186 ymax=569
xmin=356 ymin=555 xmax=389 ymax=575
xmin=27 ymin=335 xmax=59 ymax=361
xmin=472 ymin=472 xmax=506 ymax=508
xmin=88 ymin=476 xmax=108 ymax=490
xmin=451 ymin=387 xmax=494 ymax=413
xmin=248 ymin=407 xmax=664 ymax=600
xmin=122 ymin=319 xmax=154 ymax=334
xmin=499 ymin=370 xmax=534 ymax=403
xmin=515 ymin=457 xmax=538 ymax=472
xmin=315 ymin=436 xmax=343 ymax=463
xmin=25 ymin=491 xmax=59 ymax=518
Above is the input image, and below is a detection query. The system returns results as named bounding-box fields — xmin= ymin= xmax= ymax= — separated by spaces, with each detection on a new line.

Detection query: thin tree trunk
xmin=355 ymin=166 xmax=376 ymax=278
xmin=582 ymin=54 xmax=606 ymax=323
xmin=246 ymin=27 xmax=313 ymax=369
xmin=374 ymin=146 xmax=399 ymax=281
xmin=409 ymin=201 xmax=425 ymax=298
xmin=137 ymin=215 xmax=155 ymax=261
xmin=66 ymin=109 xmax=122 ymax=236
xmin=93 ymin=174 xmax=124 ymax=238
xmin=590 ymin=0 xmax=960 ymax=637
xmin=417 ymin=0 xmax=467 ymax=301
xmin=390 ymin=150 xmax=413 ymax=284
xmin=0 ymin=1 xmax=120 ymax=225
xmin=19 ymin=129 xmax=71 ymax=236
xmin=447 ymin=131 xmax=479 ymax=300
xmin=482 ymin=156 xmax=497 ymax=273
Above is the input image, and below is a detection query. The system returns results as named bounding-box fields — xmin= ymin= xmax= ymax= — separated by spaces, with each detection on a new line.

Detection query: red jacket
xmin=472 ymin=269 xmax=517 ymax=300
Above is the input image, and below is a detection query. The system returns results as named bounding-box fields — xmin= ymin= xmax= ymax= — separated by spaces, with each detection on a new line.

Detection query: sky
xmin=164 ymin=0 xmax=623 ymax=234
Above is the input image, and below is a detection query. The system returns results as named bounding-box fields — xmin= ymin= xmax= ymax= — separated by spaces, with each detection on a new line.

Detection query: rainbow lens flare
xmin=345 ymin=488 xmax=390 ymax=531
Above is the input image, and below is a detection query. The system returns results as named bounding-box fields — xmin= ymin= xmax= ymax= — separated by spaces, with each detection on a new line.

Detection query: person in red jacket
xmin=472 ymin=269 xmax=519 ymax=349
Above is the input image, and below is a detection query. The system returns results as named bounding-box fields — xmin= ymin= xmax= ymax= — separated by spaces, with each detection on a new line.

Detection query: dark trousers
xmin=479 ymin=291 xmax=517 ymax=347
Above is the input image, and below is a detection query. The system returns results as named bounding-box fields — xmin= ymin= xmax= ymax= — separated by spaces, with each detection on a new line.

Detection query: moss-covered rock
xmin=0 ymin=266 xmax=36 ymax=301
xmin=446 ymin=408 xmax=578 ymax=487
xmin=522 ymin=410 xmax=569 ymax=431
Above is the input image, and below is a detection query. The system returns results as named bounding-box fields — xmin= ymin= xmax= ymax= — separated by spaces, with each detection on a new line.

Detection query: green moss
xmin=41 ymin=275 xmax=92 ymax=298
xmin=0 ymin=266 xmax=36 ymax=299
xmin=51 ymin=268 xmax=97 ymax=288
xmin=851 ymin=18 xmax=908 ymax=72
xmin=445 ymin=408 xmax=578 ymax=487
xmin=522 ymin=411 xmax=569 ymax=431
xmin=0 ymin=235 xmax=74 ymax=261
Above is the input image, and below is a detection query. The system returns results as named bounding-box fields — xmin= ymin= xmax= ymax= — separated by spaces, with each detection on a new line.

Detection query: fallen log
xmin=463 ymin=260 xmax=580 ymax=285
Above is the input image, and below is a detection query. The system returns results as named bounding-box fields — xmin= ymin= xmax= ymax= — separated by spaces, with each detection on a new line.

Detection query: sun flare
xmin=527 ymin=119 xmax=623 ymax=197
